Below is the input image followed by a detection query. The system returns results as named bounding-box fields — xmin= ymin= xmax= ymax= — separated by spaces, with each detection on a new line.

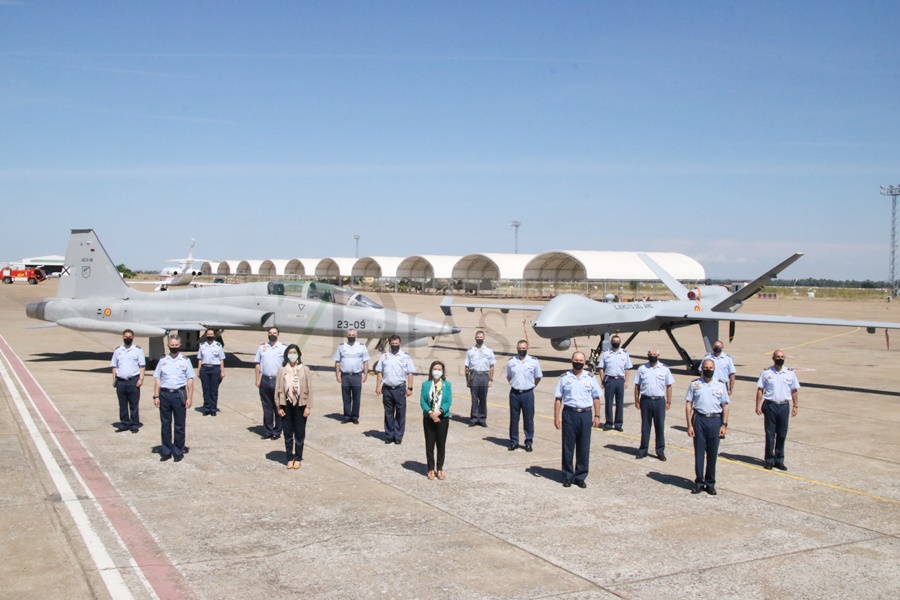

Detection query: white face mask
xmin=287 ymin=353 xmax=299 ymax=363
xmin=432 ymin=370 xmax=443 ymax=379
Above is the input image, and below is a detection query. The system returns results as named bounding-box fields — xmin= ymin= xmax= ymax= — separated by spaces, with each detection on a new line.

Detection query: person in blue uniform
xmin=598 ymin=334 xmax=633 ymax=431
xmin=755 ymin=349 xmax=800 ymax=470
xmin=196 ymin=328 xmax=226 ymax=416
xmin=110 ymin=329 xmax=146 ymax=433
xmin=374 ymin=335 xmax=416 ymax=444
xmin=633 ymin=347 xmax=674 ymax=461
xmin=255 ymin=327 xmax=286 ymax=440
xmin=554 ymin=352 xmax=602 ymax=488
xmin=686 ymin=358 xmax=730 ymax=495
xmin=698 ymin=340 xmax=736 ymax=397
xmin=506 ymin=340 xmax=543 ymax=452
xmin=152 ymin=334 xmax=194 ymax=462
xmin=420 ymin=360 xmax=453 ymax=480
xmin=464 ymin=331 xmax=496 ymax=427
xmin=333 ymin=328 xmax=369 ymax=424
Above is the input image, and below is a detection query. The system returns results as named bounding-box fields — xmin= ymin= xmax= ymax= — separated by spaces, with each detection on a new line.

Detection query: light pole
xmin=353 ymin=234 xmax=360 ymax=259
xmin=881 ymin=186 xmax=900 ymax=297
xmin=510 ymin=220 xmax=521 ymax=254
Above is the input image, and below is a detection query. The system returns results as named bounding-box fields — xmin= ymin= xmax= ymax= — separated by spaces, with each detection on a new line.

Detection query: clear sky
xmin=2 ymin=1 xmax=899 ymax=280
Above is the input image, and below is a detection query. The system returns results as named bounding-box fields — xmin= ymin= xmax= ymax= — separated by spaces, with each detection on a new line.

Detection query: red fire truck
xmin=1 ymin=266 xmax=47 ymax=284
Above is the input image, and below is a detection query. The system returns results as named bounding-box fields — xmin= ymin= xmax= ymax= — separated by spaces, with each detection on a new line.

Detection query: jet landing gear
xmin=586 ymin=332 xmax=639 ymax=373
xmin=663 ymin=326 xmax=698 ymax=371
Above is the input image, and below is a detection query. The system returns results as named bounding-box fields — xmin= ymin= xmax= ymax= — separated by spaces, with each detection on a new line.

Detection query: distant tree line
xmin=707 ymin=278 xmax=890 ymax=289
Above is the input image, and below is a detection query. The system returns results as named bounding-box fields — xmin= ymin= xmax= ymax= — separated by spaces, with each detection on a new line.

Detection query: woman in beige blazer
xmin=275 ymin=344 xmax=313 ymax=469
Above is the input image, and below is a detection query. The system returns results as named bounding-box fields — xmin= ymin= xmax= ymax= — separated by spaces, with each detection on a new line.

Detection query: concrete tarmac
xmin=1 ymin=281 xmax=898 ymax=599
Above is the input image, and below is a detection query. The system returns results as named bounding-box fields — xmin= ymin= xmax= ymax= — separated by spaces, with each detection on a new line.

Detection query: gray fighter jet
xmin=442 ymin=253 xmax=900 ymax=369
xmin=26 ymin=229 xmax=459 ymax=359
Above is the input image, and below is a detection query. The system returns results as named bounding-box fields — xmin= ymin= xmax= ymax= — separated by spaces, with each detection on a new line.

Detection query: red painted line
xmin=0 ymin=335 xmax=192 ymax=600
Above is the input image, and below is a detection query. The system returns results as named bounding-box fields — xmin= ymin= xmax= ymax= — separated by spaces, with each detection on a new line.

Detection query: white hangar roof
xmin=524 ymin=251 xmax=705 ymax=281
xmin=453 ymin=253 xmax=537 ymax=280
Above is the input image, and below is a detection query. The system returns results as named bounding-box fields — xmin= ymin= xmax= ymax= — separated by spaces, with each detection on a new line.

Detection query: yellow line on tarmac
xmin=459 ymin=392 xmax=900 ymax=505
xmin=763 ymin=327 xmax=860 ymax=355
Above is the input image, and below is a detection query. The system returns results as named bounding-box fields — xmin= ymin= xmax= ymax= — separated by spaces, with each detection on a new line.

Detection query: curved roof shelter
xmin=524 ymin=251 xmax=705 ymax=281
xmin=259 ymin=260 xmax=279 ymax=277
xmin=352 ymin=256 xmax=405 ymax=278
xmin=236 ymin=260 xmax=262 ymax=276
xmin=218 ymin=260 xmax=244 ymax=276
xmin=284 ymin=258 xmax=313 ymax=277
xmin=315 ymin=257 xmax=357 ymax=279
xmin=453 ymin=253 xmax=537 ymax=280
xmin=199 ymin=261 xmax=218 ymax=276
xmin=397 ymin=255 xmax=463 ymax=279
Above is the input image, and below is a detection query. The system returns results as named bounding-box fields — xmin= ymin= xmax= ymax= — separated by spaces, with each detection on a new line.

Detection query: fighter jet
xmin=441 ymin=252 xmax=900 ymax=370
xmin=26 ymin=229 xmax=459 ymax=360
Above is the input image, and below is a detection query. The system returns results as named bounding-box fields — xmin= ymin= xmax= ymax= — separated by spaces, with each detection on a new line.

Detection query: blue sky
xmin=1 ymin=1 xmax=899 ymax=280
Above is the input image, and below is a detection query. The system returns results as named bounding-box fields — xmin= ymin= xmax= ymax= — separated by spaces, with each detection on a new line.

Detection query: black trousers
xmin=258 ymin=377 xmax=282 ymax=436
xmin=692 ymin=413 xmax=722 ymax=486
xmin=282 ymin=403 xmax=308 ymax=462
xmin=562 ymin=407 xmax=592 ymax=483
xmin=603 ymin=377 xmax=625 ymax=427
xmin=509 ymin=389 xmax=535 ymax=445
xmin=469 ymin=371 xmax=490 ymax=424
xmin=382 ymin=386 xmax=407 ymax=442
xmin=639 ymin=396 xmax=666 ymax=453
xmin=423 ymin=415 xmax=450 ymax=471
xmin=158 ymin=388 xmax=186 ymax=458
xmin=341 ymin=372 xmax=362 ymax=419
xmin=763 ymin=401 xmax=790 ymax=466
xmin=199 ymin=365 xmax=221 ymax=413
xmin=115 ymin=378 xmax=141 ymax=431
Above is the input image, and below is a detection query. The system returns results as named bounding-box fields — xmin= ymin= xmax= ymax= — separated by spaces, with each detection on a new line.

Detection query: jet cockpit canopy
xmin=267 ymin=281 xmax=383 ymax=309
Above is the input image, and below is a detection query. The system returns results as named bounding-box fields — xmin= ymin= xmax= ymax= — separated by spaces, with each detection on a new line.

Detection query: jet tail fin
xmin=57 ymin=229 xmax=133 ymax=299
xmin=637 ymin=253 xmax=691 ymax=301
xmin=710 ymin=253 xmax=804 ymax=312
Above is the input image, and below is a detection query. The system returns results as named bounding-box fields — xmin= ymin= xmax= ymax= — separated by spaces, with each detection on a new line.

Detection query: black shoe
xmin=691 ymin=483 xmax=705 ymax=494
xmin=271 ymin=434 xmax=281 ymax=441
xmin=574 ymin=480 xmax=587 ymax=489
xmin=160 ymin=454 xmax=172 ymax=462
xmin=209 ymin=411 xmax=216 ymax=417
xmin=657 ymin=452 xmax=667 ymax=462
xmin=706 ymin=486 xmax=717 ymax=495
xmin=262 ymin=434 xmax=272 ymax=440
xmin=131 ymin=429 xmax=139 ymax=434
xmin=508 ymin=444 xmax=517 ymax=451
xmin=524 ymin=444 xmax=533 ymax=453
xmin=774 ymin=463 xmax=787 ymax=471
xmin=174 ymin=455 xmax=183 ymax=463
xmin=115 ymin=426 xmax=129 ymax=433
xmin=352 ymin=418 xmax=359 ymax=424
xmin=614 ymin=425 xmax=623 ymax=432
xmin=469 ymin=421 xmax=477 ymax=427
xmin=202 ymin=410 xmax=210 ymax=416
xmin=602 ymin=424 xmax=612 ymax=431
xmin=479 ymin=422 xmax=487 ymax=427
xmin=394 ymin=440 xmax=402 ymax=445
xmin=342 ymin=418 xmax=352 ymax=424
xmin=764 ymin=463 xmax=774 ymax=470
xmin=636 ymin=452 xmax=647 ymax=459
xmin=384 ymin=438 xmax=394 ymax=444
xmin=563 ymin=481 xmax=572 ymax=488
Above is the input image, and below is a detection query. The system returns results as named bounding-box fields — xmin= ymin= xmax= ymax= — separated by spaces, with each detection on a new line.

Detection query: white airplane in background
xmin=442 ymin=253 xmax=900 ymax=371
xmin=156 ymin=239 xmax=212 ymax=290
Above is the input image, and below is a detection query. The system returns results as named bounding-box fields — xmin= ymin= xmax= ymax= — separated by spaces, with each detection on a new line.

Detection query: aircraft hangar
xmin=197 ymin=251 xmax=705 ymax=293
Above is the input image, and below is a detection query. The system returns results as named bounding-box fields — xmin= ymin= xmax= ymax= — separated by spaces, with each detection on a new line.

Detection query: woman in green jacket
xmin=420 ymin=360 xmax=452 ymax=480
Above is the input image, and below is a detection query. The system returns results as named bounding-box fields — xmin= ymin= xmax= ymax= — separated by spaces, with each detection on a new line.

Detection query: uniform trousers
xmin=423 ymin=415 xmax=450 ymax=471
xmin=509 ymin=388 xmax=535 ymax=446
xmin=382 ymin=386 xmax=407 ymax=442
xmin=199 ymin=365 xmax=221 ymax=414
xmin=469 ymin=371 xmax=490 ymax=425
xmin=692 ymin=413 xmax=722 ymax=486
xmin=258 ymin=376 xmax=282 ymax=436
xmin=562 ymin=407 xmax=592 ymax=483
xmin=158 ymin=388 xmax=186 ymax=458
xmin=762 ymin=401 xmax=790 ymax=467
xmin=639 ymin=395 xmax=666 ymax=453
xmin=281 ymin=403 xmax=308 ymax=462
xmin=115 ymin=377 xmax=141 ymax=431
xmin=341 ymin=372 xmax=363 ymax=420
xmin=603 ymin=377 xmax=625 ymax=427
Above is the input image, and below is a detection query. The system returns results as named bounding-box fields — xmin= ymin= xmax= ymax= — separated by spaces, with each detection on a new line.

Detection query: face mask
xmin=517 ymin=349 xmax=527 ymax=359
xmin=268 ymin=334 xmax=277 ymax=343
xmin=702 ymin=369 xmax=715 ymax=379
xmin=123 ymin=338 xmax=133 ymax=346
xmin=648 ymin=355 xmax=658 ymax=364
xmin=611 ymin=342 xmax=620 ymax=350
xmin=713 ymin=347 xmax=723 ymax=355
xmin=206 ymin=336 xmax=215 ymax=342
xmin=347 ymin=336 xmax=356 ymax=344
xmin=288 ymin=353 xmax=299 ymax=363
xmin=432 ymin=369 xmax=443 ymax=379
xmin=390 ymin=345 xmax=400 ymax=353
xmin=774 ymin=358 xmax=785 ymax=367
xmin=475 ymin=338 xmax=484 ymax=346
xmin=572 ymin=362 xmax=584 ymax=371
xmin=169 ymin=348 xmax=180 ymax=356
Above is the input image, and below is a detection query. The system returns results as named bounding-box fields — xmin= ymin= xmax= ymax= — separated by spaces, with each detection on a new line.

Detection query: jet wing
xmin=440 ymin=297 xmax=544 ymax=316
xmin=637 ymin=254 xmax=691 ymax=301
xmin=653 ymin=308 xmax=900 ymax=331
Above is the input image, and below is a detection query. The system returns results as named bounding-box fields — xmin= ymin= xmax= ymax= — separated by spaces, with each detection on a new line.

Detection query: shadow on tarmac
xmin=719 ymin=452 xmax=766 ymax=467
xmin=482 ymin=436 xmax=511 ymax=448
xmin=524 ymin=465 xmax=565 ymax=483
xmin=604 ymin=443 xmax=641 ymax=457
xmin=401 ymin=460 xmax=428 ymax=475
xmin=646 ymin=471 xmax=694 ymax=490
xmin=363 ymin=429 xmax=392 ymax=442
